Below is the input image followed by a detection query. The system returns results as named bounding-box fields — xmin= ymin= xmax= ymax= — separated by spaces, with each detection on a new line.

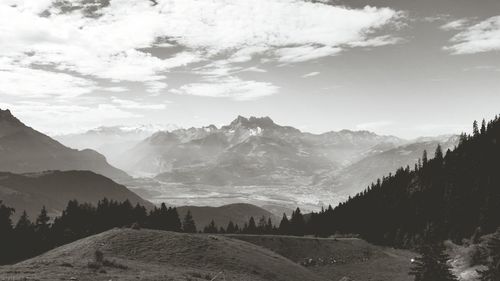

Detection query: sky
xmin=0 ymin=0 xmax=499 ymax=139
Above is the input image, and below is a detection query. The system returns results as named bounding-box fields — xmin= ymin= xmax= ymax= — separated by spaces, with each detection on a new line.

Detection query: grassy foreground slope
xmin=229 ymin=235 xmax=416 ymax=281
xmin=0 ymin=229 xmax=325 ymax=281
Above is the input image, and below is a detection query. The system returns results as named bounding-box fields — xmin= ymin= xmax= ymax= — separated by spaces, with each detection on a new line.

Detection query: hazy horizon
xmin=36 ymin=113 xmax=468 ymax=141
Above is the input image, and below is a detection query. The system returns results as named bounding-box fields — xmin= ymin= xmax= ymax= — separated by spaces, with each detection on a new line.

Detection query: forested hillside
xmin=308 ymin=117 xmax=500 ymax=246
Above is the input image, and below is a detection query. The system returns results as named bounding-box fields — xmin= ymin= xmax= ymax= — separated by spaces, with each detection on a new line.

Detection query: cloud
xmin=102 ymin=86 xmax=129 ymax=92
xmin=172 ymin=76 xmax=279 ymax=101
xmin=440 ymin=19 xmax=469 ymax=31
xmin=445 ymin=16 xmax=500 ymax=54
xmin=0 ymin=62 xmax=96 ymax=98
xmin=302 ymin=72 xmax=320 ymax=78
xmin=0 ymin=0 xmax=403 ymax=99
xmin=0 ymin=101 xmax=141 ymax=134
xmin=275 ymin=46 xmax=342 ymax=63
xmin=356 ymin=121 xmax=394 ymax=131
xmin=111 ymin=97 xmax=169 ymax=110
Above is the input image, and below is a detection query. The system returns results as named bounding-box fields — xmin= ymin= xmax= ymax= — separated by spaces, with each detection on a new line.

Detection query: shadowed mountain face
xmin=0 ymin=109 xmax=129 ymax=181
xmin=120 ymin=116 xmax=405 ymax=185
xmin=176 ymin=203 xmax=280 ymax=230
xmin=0 ymin=170 xmax=152 ymax=219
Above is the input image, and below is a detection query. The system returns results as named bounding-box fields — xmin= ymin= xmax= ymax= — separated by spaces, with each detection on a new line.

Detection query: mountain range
xmin=49 ymin=113 xmax=460 ymax=210
xmin=117 ymin=116 xmax=408 ymax=187
xmin=92 ymin=116 xmax=456 ymax=199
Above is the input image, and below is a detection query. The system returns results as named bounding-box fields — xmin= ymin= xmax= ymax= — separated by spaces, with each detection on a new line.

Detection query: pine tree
xmin=481 ymin=119 xmax=487 ymax=135
xmin=473 ymin=120 xmax=480 ymax=137
xmin=14 ymin=211 xmax=35 ymax=260
xmin=409 ymin=243 xmax=458 ymax=281
xmin=257 ymin=216 xmax=267 ymax=233
xmin=422 ymin=150 xmax=428 ymax=166
xmin=182 ymin=210 xmax=197 ymax=233
xmin=290 ymin=208 xmax=306 ymax=236
xmin=0 ymin=201 xmax=14 ymax=264
xmin=247 ymin=217 xmax=257 ymax=234
xmin=265 ymin=218 xmax=273 ymax=234
xmin=35 ymin=206 xmax=51 ymax=252
xmin=279 ymin=213 xmax=290 ymax=235
xmin=226 ymin=221 xmax=236 ymax=233
xmin=435 ymin=145 xmax=444 ymax=163
xmin=35 ymin=206 xmax=50 ymax=233
xmin=203 ymin=220 xmax=218 ymax=233
xmin=478 ymin=228 xmax=500 ymax=281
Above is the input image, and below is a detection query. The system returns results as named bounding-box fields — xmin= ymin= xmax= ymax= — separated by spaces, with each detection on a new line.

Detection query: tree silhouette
xmin=203 ymin=220 xmax=218 ymax=233
xmin=246 ymin=217 xmax=257 ymax=234
xmin=279 ymin=213 xmax=290 ymax=235
xmin=182 ymin=210 xmax=197 ymax=233
xmin=226 ymin=221 xmax=236 ymax=233
xmin=290 ymin=208 xmax=305 ymax=236
xmin=409 ymin=243 xmax=458 ymax=281
xmin=478 ymin=228 xmax=500 ymax=281
xmin=0 ymin=201 xmax=14 ymax=264
xmin=14 ymin=211 xmax=35 ymax=261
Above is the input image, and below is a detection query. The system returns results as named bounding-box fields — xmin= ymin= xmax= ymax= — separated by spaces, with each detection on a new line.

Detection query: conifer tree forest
xmin=0 ymin=116 xmax=499 ymax=271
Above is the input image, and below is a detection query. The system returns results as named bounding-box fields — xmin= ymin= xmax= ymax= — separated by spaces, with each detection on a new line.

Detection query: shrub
xmin=94 ymin=250 xmax=104 ymax=264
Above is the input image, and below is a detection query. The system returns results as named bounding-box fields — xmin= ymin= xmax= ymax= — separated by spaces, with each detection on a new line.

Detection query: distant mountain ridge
xmin=0 ymin=170 xmax=152 ymax=220
xmin=0 ymin=109 xmax=129 ymax=181
xmin=177 ymin=203 xmax=280 ymax=230
xmin=54 ymin=124 xmax=179 ymax=168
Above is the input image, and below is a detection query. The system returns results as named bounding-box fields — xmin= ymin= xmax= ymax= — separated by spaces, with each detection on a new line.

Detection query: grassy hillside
xmin=0 ymin=229 xmax=325 ymax=281
xmin=229 ymin=235 xmax=416 ymax=281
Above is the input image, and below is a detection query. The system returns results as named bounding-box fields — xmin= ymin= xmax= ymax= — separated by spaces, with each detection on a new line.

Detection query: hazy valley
xmin=55 ymin=115 xmax=458 ymax=213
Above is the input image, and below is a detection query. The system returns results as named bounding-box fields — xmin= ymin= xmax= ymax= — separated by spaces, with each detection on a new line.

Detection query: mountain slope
xmin=177 ymin=203 xmax=280 ymax=229
xmin=0 ymin=109 xmax=129 ymax=181
xmin=319 ymin=116 xmax=500 ymax=246
xmin=330 ymin=135 xmax=459 ymax=195
xmin=0 ymin=228 xmax=326 ymax=281
xmin=0 ymin=170 xmax=152 ymax=219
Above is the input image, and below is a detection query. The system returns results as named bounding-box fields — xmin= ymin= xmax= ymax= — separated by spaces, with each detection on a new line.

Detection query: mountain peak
xmin=0 ymin=109 xmax=16 ymax=122
xmin=229 ymin=115 xmax=276 ymax=129
xmin=0 ymin=109 xmax=25 ymax=133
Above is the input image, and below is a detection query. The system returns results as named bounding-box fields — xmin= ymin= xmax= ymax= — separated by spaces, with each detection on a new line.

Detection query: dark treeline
xmin=0 ymin=199 xmax=185 ymax=264
xmin=200 ymin=208 xmax=307 ymax=236
xmin=305 ymin=116 xmax=500 ymax=247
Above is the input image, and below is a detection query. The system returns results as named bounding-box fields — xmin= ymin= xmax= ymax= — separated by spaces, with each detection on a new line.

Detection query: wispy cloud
xmin=302 ymin=72 xmax=320 ymax=78
xmin=111 ymin=97 xmax=169 ymax=110
xmin=171 ymin=77 xmax=279 ymax=101
xmin=440 ymin=18 xmax=469 ymax=31
xmin=445 ymin=16 xmax=500 ymax=54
